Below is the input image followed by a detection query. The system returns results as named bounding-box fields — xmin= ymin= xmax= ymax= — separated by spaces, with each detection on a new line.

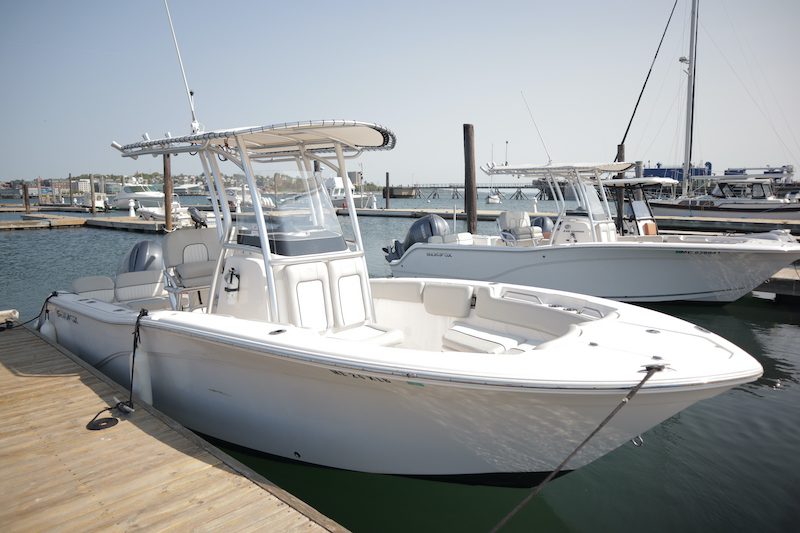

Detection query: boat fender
xmin=39 ymin=310 xmax=57 ymax=343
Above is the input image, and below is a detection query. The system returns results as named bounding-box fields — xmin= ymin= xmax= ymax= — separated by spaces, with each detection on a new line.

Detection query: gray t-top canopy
xmin=114 ymin=120 xmax=396 ymax=162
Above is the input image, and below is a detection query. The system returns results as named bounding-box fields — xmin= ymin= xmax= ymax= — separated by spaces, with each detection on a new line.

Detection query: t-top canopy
xmin=601 ymin=177 xmax=679 ymax=187
xmin=481 ymin=162 xmax=635 ymax=177
xmin=113 ymin=120 xmax=396 ymax=161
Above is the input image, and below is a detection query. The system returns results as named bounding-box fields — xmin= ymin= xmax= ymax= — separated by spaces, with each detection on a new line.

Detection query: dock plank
xmin=0 ymin=326 xmax=345 ymax=532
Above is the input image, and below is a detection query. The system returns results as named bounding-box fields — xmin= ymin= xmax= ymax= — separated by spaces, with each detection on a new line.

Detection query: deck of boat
xmin=0 ymin=325 xmax=343 ymax=532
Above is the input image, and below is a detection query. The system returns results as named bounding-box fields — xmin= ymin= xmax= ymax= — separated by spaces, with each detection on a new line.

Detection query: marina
xmin=1 ymin=216 xmax=799 ymax=532
xmin=0 ymin=325 xmax=341 ymax=532
xmin=2 ymin=0 xmax=799 ymax=530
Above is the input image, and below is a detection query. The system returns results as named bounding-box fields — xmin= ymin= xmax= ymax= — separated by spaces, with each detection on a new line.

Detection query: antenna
xmin=164 ymin=0 xmax=200 ymax=133
xmin=521 ymin=90 xmax=552 ymax=164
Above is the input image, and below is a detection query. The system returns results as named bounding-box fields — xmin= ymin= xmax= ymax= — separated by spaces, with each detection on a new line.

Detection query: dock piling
xmin=463 ymin=124 xmax=477 ymax=234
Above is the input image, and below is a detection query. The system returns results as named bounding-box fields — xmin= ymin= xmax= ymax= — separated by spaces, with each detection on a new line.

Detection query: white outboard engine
xmin=118 ymin=240 xmax=164 ymax=274
xmin=384 ymin=214 xmax=450 ymax=261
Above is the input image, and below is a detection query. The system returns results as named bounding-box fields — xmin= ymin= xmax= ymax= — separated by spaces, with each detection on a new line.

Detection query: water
xmin=1 ymin=201 xmax=798 ymax=532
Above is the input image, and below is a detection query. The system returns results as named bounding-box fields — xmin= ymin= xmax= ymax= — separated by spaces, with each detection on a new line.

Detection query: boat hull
xmin=46 ymin=296 xmax=735 ymax=477
xmin=390 ymin=241 xmax=799 ymax=302
xmin=650 ymin=200 xmax=800 ymax=220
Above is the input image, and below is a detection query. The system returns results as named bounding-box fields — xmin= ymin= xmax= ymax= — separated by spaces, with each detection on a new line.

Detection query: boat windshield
xmin=123 ymin=185 xmax=155 ymax=193
xmin=232 ymin=172 xmax=348 ymax=257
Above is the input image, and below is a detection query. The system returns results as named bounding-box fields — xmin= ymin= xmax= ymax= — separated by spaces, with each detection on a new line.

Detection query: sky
xmin=1 ymin=0 xmax=799 ymax=185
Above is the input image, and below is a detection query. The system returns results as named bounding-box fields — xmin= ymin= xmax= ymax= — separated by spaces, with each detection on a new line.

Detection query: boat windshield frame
xmin=481 ymin=163 xmax=630 ymax=242
xmin=114 ymin=120 xmax=396 ymax=321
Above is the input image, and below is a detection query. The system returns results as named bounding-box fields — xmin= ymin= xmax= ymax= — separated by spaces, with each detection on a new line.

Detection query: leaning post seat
xmin=114 ymin=270 xmax=169 ymax=310
xmin=162 ymin=228 xmax=222 ymax=310
xmin=71 ymin=276 xmax=115 ymax=302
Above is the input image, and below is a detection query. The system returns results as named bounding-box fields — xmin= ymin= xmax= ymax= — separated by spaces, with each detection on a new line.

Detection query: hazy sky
xmin=2 ymin=0 xmax=798 ymax=184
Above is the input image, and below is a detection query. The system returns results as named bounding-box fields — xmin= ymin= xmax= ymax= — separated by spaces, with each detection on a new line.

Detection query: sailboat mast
xmin=681 ymin=0 xmax=699 ymax=196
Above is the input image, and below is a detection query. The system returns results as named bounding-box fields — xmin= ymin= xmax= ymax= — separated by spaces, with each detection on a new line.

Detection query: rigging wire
xmin=698 ymin=21 xmax=800 ymax=164
xmin=520 ymin=91 xmax=552 ymax=165
xmin=616 ymin=0 xmax=680 ymax=161
xmin=717 ymin=1 xmax=800 ymax=162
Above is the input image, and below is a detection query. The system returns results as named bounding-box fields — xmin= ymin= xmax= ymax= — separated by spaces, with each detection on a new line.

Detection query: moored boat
xmin=42 ymin=122 xmax=763 ymax=483
xmin=385 ymin=163 xmax=800 ymax=303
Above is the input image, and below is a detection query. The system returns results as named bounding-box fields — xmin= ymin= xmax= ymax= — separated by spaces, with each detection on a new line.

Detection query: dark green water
xmin=1 ymin=207 xmax=798 ymax=532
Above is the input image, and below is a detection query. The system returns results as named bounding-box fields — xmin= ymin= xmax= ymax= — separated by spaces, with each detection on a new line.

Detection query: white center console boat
xmin=41 ymin=125 xmax=763 ymax=483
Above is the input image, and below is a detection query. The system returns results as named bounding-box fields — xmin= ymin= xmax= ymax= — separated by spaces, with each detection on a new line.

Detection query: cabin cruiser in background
xmin=486 ymin=191 xmax=501 ymax=204
xmin=110 ymin=181 xmax=164 ymax=210
xmin=649 ymin=175 xmax=800 ymax=220
xmin=173 ymin=182 xmax=207 ymax=195
xmin=385 ymin=163 xmax=800 ymax=303
xmin=324 ymin=175 xmax=377 ymax=209
xmin=136 ymin=194 xmax=192 ymax=227
xmin=42 ymin=126 xmax=763 ymax=483
xmin=81 ymin=191 xmax=109 ymax=210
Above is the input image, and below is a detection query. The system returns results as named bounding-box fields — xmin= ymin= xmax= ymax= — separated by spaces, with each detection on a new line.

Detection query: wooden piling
xmin=385 ymin=172 xmax=390 ymax=209
xmin=163 ymin=154 xmax=173 ymax=232
xmin=614 ymin=144 xmax=625 ymax=232
xmin=89 ymin=174 xmax=96 ymax=215
xmin=463 ymin=124 xmax=477 ymax=234
xmin=22 ymin=184 xmax=30 ymax=214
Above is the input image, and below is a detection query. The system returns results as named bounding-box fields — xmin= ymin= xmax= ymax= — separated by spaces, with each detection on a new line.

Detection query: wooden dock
xmin=0 ymin=325 xmax=344 ymax=532
xmin=0 ymin=214 xmax=164 ymax=233
xmin=755 ymin=265 xmax=800 ymax=301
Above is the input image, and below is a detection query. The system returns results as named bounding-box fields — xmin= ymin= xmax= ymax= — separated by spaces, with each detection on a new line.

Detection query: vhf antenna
xmin=521 ymin=90 xmax=552 ymax=165
xmin=164 ymin=0 xmax=200 ymax=133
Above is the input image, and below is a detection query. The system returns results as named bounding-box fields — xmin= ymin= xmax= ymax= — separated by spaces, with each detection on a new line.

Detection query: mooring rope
xmin=85 ymin=308 xmax=149 ymax=430
xmin=0 ymin=291 xmax=58 ymax=333
xmin=491 ymin=364 xmax=665 ymax=532
xmin=125 ymin=309 xmax=149 ymax=411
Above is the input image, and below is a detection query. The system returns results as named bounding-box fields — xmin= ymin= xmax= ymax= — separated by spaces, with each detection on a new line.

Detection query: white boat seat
xmin=473 ymin=286 xmax=585 ymax=337
xmin=423 ymin=283 xmax=473 ymax=317
xmin=275 ymin=261 xmax=334 ymax=330
xmin=174 ymin=260 xmax=217 ymax=287
xmin=497 ymin=211 xmax=530 ymax=231
xmin=162 ymin=228 xmax=222 ymax=310
xmin=371 ymin=279 xmax=424 ymax=303
xmin=71 ymin=275 xmax=115 ymax=302
xmin=443 ymin=322 xmax=524 ymax=354
xmin=442 ymin=232 xmax=473 ymax=245
xmin=328 ymin=323 xmax=404 ymax=347
xmin=114 ymin=270 xmax=169 ymax=311
xmin=501 ymin=226 xmax=542 ymax=246
xmin=328 ymin=257 xmax=370 ymax=329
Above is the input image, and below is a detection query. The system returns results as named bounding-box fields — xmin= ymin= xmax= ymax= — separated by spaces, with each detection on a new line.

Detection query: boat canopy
xmin=481 ymin=162 xmax=634 ymax=177
xmin=113 ymin=120 xmax=396 ymax=162
xmin=601 ymin=177 xmax=679 ymax=187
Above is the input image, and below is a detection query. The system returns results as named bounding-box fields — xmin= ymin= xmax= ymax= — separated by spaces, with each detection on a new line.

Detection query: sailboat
xmin=647 ymin=0 xmax=800 ymax=220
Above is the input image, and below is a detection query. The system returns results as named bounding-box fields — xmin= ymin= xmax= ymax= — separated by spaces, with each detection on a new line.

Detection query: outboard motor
xmin=118 ymin=240 xmax=164 ymax=274
xmin=384 ymin=214 xmax=450 ymax=262
xmin=188 ymin=206 xmax=208 ymax=228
